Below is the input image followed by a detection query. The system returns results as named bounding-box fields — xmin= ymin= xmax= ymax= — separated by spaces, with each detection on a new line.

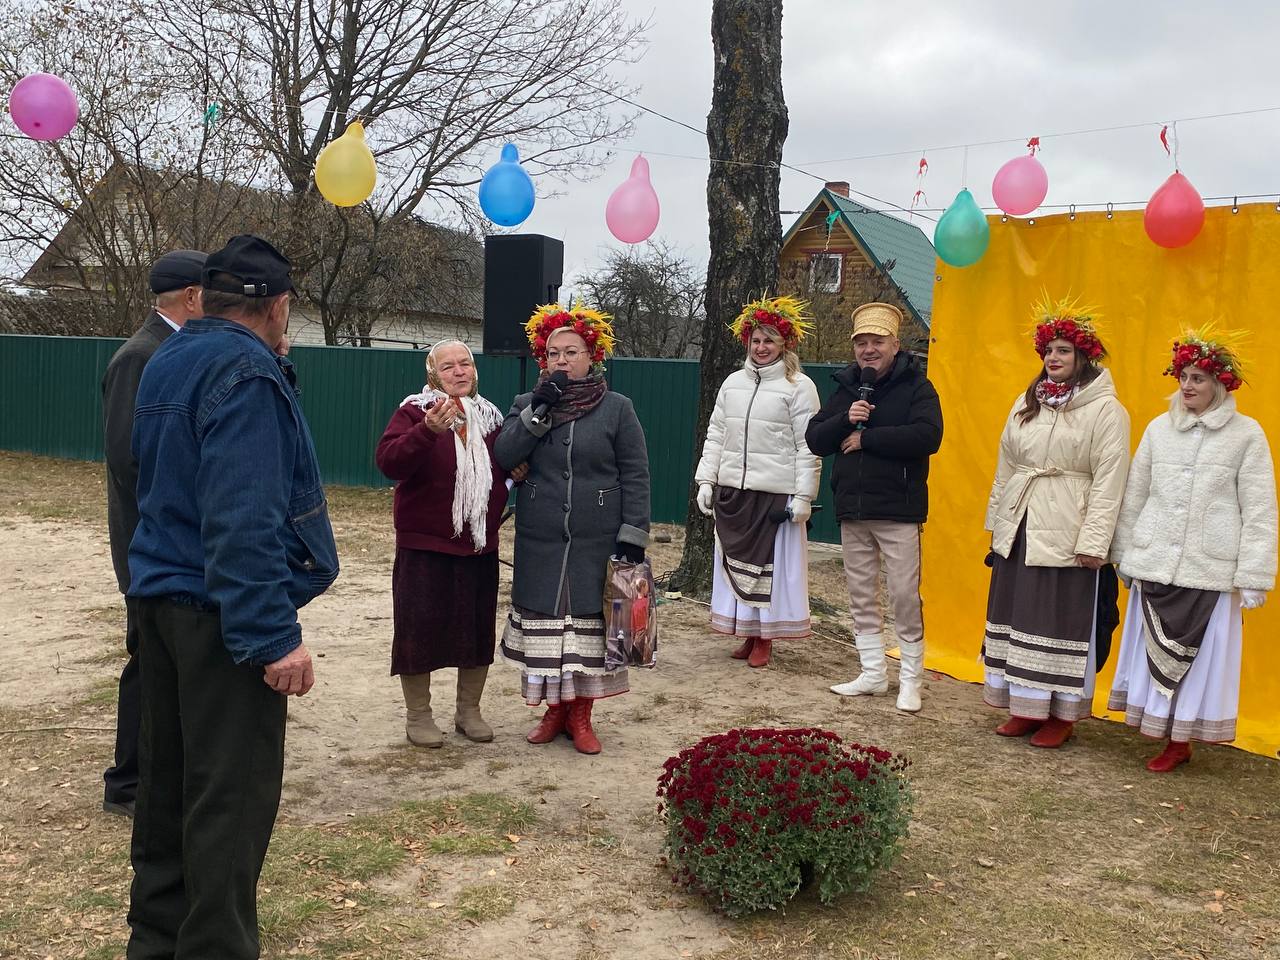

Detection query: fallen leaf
xmin=1214 ymin=890 xmax=1225 ymax=900
xmin=1133 ymin=818 xmax=1144 ymax=825
xmin=904 ymin=890 xmax=917 ymax=897
xmin=976 ymin=857 xmax=995 ymax=869
xmin=1123 ymin=784 xmax=1134 ymax=790
xmin=1205 ymin=902 xmax=1223 ymax=914
xmin=428 ymin=902 xmax=445 ymax=910
xmin=506 ymin=834 xmax=522 ymax=843
xmin=1159 ymin=802 xmax=1174 ymax=809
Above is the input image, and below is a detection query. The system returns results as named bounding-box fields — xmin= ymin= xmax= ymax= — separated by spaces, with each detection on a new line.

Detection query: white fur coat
xmin=1112 ymin=396 xmax=1278 ymax=592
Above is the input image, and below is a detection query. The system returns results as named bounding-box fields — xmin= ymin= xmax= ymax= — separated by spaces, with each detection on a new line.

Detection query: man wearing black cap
xmin=125 ymin=235 xmax=339 ymax=959
xmin=99 ymin=249 xmax=207 ymax=819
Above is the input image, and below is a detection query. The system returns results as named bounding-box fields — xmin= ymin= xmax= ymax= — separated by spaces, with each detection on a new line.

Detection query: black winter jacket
xmin=102 ymin=311 xmax=174 ymax=592
xmin=804 ymin=353 xmax=943 ymax=524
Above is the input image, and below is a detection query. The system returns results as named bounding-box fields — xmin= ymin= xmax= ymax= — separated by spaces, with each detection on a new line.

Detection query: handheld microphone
xmin=529 ymin=370 xmax=569 ymax=427
xmin=854 ymin=365 xmax=877 ymax=432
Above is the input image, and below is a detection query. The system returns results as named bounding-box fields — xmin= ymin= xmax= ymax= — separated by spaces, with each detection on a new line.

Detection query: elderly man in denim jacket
xmin=125 ymin=235 xmax=339 ymax=960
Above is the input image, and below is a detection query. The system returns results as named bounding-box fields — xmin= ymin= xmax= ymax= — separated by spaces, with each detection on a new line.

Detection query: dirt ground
xmin=1 ymin=451 xmax=1278 ymax=960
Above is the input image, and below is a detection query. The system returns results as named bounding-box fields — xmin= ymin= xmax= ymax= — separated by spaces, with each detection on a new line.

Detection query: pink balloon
xmin=605 ymin=155 xmax=660 ymax=244
xmin=9 ymin=72 xmax=79 ymax=141
xmin=1144 ymin=171 xmax=1205 ymax=249
xmin=991 ymin=154 xmax=1048 ymax=216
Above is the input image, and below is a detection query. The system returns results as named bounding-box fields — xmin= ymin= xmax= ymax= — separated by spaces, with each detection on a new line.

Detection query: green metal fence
xmin=0 ymin=334 xmax=846 ymax=543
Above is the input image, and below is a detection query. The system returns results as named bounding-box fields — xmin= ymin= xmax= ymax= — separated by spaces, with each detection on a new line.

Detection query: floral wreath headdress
xmin=1031 ymin=295 xmax=1106 ymax=362
xmin=730 ymin=295 xmax=813 ymax=351
xmin=1167 ymin=325 xmax=1247 ymax=391
xmin=524 ymin=302 xmax=617 ymax=370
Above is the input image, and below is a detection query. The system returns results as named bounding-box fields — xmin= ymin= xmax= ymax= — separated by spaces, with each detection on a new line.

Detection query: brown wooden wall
xmin=778 ymin=207 xmax=929 ymax=363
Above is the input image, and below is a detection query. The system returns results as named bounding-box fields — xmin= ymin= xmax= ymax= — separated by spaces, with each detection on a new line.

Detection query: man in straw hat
xmin=805 ymin=301 xmax=943 ymax=713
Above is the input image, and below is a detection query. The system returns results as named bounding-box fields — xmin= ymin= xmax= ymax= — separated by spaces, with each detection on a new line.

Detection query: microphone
xmin=854 ymin=365 xmax=877 ymax=432
xmin=529 ymin=370 xmax=569 ymax=427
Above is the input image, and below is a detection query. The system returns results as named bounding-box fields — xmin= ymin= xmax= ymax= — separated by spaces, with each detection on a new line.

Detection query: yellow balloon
xmin=315 ymin=121 xmax=377 ymax=207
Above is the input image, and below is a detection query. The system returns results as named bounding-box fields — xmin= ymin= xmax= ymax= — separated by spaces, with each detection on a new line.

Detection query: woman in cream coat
xmin=981 ymin=299 xmax=1130 ymax=748
xmin=695 ymin=296 xmax=821 ymax=668
xmin=1109 ymin=329 xmax=1276 ymax=772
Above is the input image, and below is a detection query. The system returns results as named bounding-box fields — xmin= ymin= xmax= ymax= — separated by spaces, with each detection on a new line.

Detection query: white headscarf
xmin=400 ymin=340 xmax=504 ymax=551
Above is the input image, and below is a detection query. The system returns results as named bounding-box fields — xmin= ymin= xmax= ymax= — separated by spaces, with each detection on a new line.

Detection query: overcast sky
xmin=515 ymin=0 xmax=1280 ymax=288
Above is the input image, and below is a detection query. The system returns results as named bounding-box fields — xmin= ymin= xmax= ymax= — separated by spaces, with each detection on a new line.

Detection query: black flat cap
xmin=202 ymin=235 xmax=294 ymax=298
xmin=149 ymin=249 xmax=208 ymax=294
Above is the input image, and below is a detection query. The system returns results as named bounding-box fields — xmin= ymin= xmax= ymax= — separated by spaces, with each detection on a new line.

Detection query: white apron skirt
xmin=709 ymin=519 xmax=811 ymax=641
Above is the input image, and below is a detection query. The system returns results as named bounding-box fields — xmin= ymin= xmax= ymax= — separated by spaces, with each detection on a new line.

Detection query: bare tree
xmin=145 ymin=0 xmax=646 ymax=343
xmin=0 ymin=0 xmax=269 ymax=334
xmin=575 ymin=241 xmax=704 ymax=358
xmin=667 ymin=0 xmax=788 ymax=597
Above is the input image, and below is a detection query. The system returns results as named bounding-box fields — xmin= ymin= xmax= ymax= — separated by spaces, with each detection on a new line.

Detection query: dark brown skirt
xmin=982 ymin=522 xmax=1096 ymax=695
xmin=391 ymin=547 xmax=499 ymax=675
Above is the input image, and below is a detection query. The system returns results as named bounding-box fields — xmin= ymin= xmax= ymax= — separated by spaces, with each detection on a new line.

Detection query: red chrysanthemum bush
xmin=656 ymin=727 xmax=912 ymax=917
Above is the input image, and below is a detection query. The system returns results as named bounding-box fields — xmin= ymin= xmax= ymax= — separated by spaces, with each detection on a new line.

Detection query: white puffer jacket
xmin=986 ymin=368 xmax=1130 ymax=567
xmin=1112 ymin=397 xmax=1278 ymax=593
xmin=695 ymin=358 xmax=821 ymax=499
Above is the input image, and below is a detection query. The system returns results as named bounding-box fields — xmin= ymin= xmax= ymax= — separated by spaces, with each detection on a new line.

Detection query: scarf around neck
xmin=399 ymin=386 xmax=504 ymax=551
xmin=541 ymin=371 xmax=608 ymax=427
xmin=1035 ymin=378 xmax=1077 ymax=409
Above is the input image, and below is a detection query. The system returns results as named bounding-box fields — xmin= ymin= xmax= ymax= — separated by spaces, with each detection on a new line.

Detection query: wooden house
xmin=779 ymin=182 xmax=936 ymax=361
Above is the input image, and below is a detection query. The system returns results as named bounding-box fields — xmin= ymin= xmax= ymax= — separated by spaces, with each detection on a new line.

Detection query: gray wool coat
xmin=495 ymin=389 xmax=651 ymax=617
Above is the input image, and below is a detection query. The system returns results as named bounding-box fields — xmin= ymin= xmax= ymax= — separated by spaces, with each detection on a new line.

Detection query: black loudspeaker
xmin=482 ymin=234 xmax=564 ymax=356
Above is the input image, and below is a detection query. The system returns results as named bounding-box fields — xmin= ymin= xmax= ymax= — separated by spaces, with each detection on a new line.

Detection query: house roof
xmin=21 ymin=161 xmax=483 ymax=322
xmin=782 ymin=189 xmax=937 ymax=328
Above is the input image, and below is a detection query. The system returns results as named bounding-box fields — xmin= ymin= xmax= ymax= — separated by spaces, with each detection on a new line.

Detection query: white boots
xmin=829 ymin=632 xmax=924 ymax=713
xmin=830 ymin=633 xmax=889 ymax=696
xmin=895 ymin=639 xmax=924 ymax=713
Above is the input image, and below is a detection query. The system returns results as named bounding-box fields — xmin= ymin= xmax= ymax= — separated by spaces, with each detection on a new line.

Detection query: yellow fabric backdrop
xmin=923 ymin=203 xmax=1280 ymax=759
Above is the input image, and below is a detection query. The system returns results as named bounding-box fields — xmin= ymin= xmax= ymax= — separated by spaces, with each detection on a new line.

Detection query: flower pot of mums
xmin=656 ymin=727 xmax=912 ymax=917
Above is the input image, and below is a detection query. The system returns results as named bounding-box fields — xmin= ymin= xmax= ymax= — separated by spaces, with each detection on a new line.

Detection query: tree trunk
xmin=667 ymin=0 xmax=788 ymax=596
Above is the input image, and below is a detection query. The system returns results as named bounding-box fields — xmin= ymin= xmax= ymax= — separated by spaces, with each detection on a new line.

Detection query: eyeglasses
xmin=546 ymin=348 xmax=584 ymax=361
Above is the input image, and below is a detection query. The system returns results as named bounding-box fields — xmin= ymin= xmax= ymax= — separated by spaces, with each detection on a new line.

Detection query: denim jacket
xmin=127 ymin=316 xmax=340 ymax=665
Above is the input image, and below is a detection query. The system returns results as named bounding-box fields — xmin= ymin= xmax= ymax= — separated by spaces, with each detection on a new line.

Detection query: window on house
xmin=809 ymin=253 xmax=843 ymax=293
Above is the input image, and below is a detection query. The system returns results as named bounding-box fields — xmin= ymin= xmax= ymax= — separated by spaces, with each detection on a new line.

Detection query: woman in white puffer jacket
xmin=1109 ymin=328 xmax=1277 ymax=773
xmin=694 ymin=296 xmax=821 ymax=668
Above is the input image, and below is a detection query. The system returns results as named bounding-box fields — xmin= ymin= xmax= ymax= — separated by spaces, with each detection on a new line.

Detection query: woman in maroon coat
xmin=375 ymin=340 xmax=522 ymax=747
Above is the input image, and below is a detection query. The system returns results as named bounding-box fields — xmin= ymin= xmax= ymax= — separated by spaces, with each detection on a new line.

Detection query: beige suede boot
xmin=400 ymin=673 xmax=444 ymax=748
xmin=454 ymin=666 xmax=495 ymax=743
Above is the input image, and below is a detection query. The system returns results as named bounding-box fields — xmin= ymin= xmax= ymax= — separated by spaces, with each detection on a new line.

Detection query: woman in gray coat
xmin=495 ymin=304 xmax=651 ymax=755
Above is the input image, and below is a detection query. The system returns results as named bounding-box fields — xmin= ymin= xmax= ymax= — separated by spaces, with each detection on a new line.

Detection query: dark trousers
xmin=127 ymin=597 xmax=287 ymax=960
xmin=103 ymin=596 xmax=141 ymax=805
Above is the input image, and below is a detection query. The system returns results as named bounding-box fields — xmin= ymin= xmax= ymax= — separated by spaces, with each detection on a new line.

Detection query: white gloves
xmin=1241 ymin=589 xmax=1267 ymax=610
xmin=787 ymin=497 xmax=811 ymax=524
xmin=696 ymin=483 xmax=714 ymax=517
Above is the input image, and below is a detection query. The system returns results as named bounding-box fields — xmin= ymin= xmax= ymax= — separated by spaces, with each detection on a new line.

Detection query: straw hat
xmin=851 ymin=302 xmax=903 ymax=339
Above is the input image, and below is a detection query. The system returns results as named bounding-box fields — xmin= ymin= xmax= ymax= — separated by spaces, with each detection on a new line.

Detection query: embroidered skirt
xmin=710 ymin=517 xmax=811 ymax=641
xmin=390 ymin=547 xmax=498 ymax=675
xmin=1107 ymin=585 xmax=1241 ymax=743
xmin=499 ymin=605 xmax=629 ymax=705
xmin=982 ymin=523 xmax=1098 ymax=722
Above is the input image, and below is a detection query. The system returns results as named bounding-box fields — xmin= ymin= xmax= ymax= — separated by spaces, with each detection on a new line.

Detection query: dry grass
xmin=1 ymin=451 xmax=1279 ymax=959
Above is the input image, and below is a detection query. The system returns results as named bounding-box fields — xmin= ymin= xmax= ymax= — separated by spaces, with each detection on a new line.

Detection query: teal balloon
xmin=478 ymin=143 xmax=535 ymax=227
xmin=934 ymin=188 xmax=990 ymax=268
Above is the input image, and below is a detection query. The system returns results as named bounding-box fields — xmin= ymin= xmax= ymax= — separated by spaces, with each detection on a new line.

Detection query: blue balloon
xmin=478 ymin=143 xmax=535 ymax=227
xmin=934 ymin=188 xmax=990 ymax=268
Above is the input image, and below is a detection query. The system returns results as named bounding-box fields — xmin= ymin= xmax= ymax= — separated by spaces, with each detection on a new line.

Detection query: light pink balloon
xmin=991 ymin=154 xmax=1048 ymax=217
xmin=1144 ymin=171 xmax=1205 ymax=249
xmin=9 ymin=72 xmax=79 ymax=141
xmin=605 ymin=155 xmax=660 ymax=244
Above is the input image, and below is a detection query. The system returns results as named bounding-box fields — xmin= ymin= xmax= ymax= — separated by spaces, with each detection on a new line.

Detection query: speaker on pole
xmin=482 ymin=234 xmax=564 ymax=356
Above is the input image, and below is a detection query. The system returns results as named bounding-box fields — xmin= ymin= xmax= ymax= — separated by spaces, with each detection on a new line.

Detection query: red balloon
xmin=1144 ymin=171 xmax=1205 ymax=249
